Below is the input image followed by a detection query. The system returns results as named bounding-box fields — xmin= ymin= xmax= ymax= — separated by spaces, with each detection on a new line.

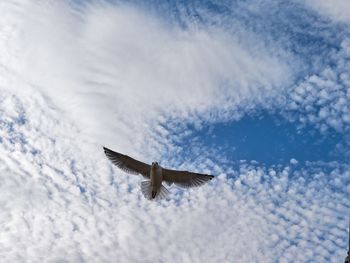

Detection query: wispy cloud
xmin=3 ymin=1 xmax=294 ymax=150
xmin=0 ymin=0 xmax=349 ymax=262
xmin=305 ymin=0 xmax=350 ymax=23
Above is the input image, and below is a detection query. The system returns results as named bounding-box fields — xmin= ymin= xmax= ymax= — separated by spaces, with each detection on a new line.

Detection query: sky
xmin=0 ymin=0 xmax=349 ymax=262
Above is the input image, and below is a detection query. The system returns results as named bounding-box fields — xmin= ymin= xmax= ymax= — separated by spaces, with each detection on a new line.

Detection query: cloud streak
xmin=3 ymin=0 xmax=295 ymax=149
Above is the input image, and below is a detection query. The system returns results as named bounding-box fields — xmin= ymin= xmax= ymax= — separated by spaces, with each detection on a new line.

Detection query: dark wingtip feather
xmin=103 ymin=147 xmax=119 ymax=159
xmin=103 ymin=146 xmax=111 ymax=154
xmin=204 ymin=174 xmax=214 ymax=180
xmin=103 ymin=146 xmax=109 ymax=155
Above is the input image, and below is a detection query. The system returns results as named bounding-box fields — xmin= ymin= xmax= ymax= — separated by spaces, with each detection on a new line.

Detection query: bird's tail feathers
xmin=140 ymin=181 xmax=152 ymax=200
xmin=140 ymin=181 xmax=169 ymax=201
xmin=158 ymin=184 xmax=170 ymax=200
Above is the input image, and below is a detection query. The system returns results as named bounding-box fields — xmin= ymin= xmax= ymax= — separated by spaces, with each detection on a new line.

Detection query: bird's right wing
xmin=162 ymin=168 xmax=214 ymax=188
xmin=103 ymin=147 xmax=150 ymax=178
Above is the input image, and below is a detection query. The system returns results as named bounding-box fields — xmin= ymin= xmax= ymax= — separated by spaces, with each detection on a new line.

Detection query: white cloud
xmin=0 ymin=1 xmax=349 ymax=263
xmin=290 ymin=158 xmax=298 ymax=165
xmin=0 ymin=82 xmax=348 ymax=262
xmin=1 ymin=0 xmax=295 ymax=153
xmin=282 ymin=38 xmax=350 ymax=136
xmin=304 ymin=0 xmax=350 ymax=23
xmin=1 ymin=85 xmax=349 ymax=261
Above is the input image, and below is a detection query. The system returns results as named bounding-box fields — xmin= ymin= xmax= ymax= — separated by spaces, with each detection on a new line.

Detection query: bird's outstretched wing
xmin=162 ymin=168 xmax=214 ymax=188
xmin=103 ymin=147 xmax=150 ymax=178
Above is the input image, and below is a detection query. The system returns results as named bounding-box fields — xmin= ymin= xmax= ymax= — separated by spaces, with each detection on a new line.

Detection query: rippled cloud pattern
xmin=0 ymin=0 xmax=349 ymax=262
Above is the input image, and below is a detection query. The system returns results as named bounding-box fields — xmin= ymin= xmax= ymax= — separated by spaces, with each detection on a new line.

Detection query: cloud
xmin=304 ymin=0 xmax=350 ymax=23
xmin=0 ymin=69 xmax=349 ymax=262
xmin=2 ymin=0 xmax=295 ymax=152
xmin=0 ymin=0 xmax=349 ymax=263
xmin=0 ymin=85 xmax=349 ymax=261
xmin=282 ymin=38 xmax=350 ymax=136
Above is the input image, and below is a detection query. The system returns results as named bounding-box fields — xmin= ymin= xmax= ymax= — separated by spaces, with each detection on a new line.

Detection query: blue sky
xmin=169 ymin=112 xmax=346 ymax=165
xmin=0 ymin=0 xmax=349 ymax=262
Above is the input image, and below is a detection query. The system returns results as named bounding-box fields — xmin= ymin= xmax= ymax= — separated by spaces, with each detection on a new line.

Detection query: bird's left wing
xmin=162 ymin=168 xmax=214 ymax=188
xmin=103 ymin=147 xmax=150 ymax=178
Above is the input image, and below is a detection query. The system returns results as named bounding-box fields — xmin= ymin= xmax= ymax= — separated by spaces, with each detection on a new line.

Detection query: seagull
xmin=103 ymin=147 xmax=214 ymax=200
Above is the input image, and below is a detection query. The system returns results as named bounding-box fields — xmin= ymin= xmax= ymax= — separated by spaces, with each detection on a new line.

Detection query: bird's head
xmin=152 ymin=162 xmax=159 ymax=167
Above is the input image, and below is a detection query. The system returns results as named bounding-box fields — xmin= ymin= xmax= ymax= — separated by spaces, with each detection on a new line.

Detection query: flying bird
xmin=103 ymin=147 xmax=214 ymax=200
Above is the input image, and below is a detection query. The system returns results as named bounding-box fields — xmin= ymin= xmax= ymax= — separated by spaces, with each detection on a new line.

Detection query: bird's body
xmin=150 ymin=162 xmax=162 ymax=198
xmin=103 ymin=147 xmax=214 ymax=200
